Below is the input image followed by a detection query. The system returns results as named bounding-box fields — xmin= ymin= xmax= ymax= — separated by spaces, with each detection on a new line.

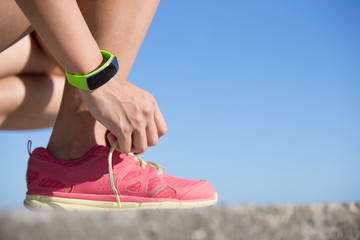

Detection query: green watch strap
xmin=65 ymin=50 xmax=119 ymax=91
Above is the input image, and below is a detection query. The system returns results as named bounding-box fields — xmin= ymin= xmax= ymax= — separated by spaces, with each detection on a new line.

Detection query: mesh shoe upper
xmin=26 ymin=145 xmax=216 ymax=203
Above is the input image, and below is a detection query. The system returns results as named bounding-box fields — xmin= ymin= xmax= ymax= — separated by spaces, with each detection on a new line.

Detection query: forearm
xmin=15 ymin=0 xmax=102 ymax=75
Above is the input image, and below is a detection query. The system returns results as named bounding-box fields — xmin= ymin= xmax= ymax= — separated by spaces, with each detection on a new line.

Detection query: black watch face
xmin=86 ymin=57 xmax=119 ymax=90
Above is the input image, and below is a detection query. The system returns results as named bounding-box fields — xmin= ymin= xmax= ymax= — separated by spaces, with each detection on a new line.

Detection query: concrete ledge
xmin=1 ymin=203 xmax=359 ymax=240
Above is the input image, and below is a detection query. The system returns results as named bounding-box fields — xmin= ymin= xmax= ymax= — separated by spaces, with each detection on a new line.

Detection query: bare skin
xmin=0 ymin=0 xmax=167 ymax=160
xmin=0 ymin=74 xmax=63 ymax=130
xmin=0 ymin=33 xmax=64 ymax=129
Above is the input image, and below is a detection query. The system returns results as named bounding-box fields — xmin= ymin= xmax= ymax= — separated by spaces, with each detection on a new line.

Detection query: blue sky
xmin=0 ymin=0 xmax=359 ymax=208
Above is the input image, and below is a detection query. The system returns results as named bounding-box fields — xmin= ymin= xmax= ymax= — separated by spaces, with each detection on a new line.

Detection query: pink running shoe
xmin=24 ymin=142 xmax=218 ymax=210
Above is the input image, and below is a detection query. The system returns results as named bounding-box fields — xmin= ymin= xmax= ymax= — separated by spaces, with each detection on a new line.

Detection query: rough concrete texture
xmin=1 ymin=203 xmax=359 ymax=240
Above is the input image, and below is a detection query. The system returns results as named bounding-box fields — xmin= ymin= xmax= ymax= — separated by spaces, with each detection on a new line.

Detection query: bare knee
xmin=0 ymin=35 xmax=32 ymax=78
xmin=0 ymin=34 xmax=63 ymax=78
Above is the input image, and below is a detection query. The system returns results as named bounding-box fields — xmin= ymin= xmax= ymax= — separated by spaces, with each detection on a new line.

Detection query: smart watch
xmin=65 ymin=50 xmax=119 ymax=91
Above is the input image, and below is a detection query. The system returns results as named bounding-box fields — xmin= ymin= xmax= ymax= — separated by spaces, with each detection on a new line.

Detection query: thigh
xmin=0 ymin=74 xmax=64 ymax=130
xmin=0 ymin=33 xmax=63 ymax=78
xmin=0 ymin=0 xmax=62 ymax=77
xmin=0 ymin=0 xmax=32 ymax=52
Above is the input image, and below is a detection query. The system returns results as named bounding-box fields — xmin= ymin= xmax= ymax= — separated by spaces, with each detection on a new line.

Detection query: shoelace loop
xmin=128 ymin=153 xmax=166 ymax=175
xmin=107 ymin=141 xmax=166 ymax=208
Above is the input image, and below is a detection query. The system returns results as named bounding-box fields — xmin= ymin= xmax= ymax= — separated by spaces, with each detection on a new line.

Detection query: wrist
xmin=65 ymin=50 xmax=119 ymax=91
xmin=74 ymin=52 xmax=104 ymax=76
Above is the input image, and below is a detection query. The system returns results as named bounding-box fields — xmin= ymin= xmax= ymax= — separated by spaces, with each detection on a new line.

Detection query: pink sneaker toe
xmin=180 ymin=180 xmax=216 ymax=201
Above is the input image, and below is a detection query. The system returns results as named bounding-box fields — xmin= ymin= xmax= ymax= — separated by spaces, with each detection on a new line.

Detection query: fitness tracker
xmin=65 ymin=50 xmax=119 ymax=91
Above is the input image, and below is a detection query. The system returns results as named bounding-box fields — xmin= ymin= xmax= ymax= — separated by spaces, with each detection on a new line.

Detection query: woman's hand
xmin=79 ymin=78 xmax=167 ymax=154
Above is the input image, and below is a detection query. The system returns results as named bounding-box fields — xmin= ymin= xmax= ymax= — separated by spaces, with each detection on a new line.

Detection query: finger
xmin=154 ymin=106 xmax=167 ymax=137
xmin=113 ymin=127 xmax=131 ymax=154
xmin=146 ymin=120 xmax=159 ymax=147
xmin=131 ymin=129 xmax=148 ymax=154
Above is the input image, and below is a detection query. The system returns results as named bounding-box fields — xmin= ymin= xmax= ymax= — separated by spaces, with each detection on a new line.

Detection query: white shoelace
xmin=107 ymin=141 xmax=166 ymax=207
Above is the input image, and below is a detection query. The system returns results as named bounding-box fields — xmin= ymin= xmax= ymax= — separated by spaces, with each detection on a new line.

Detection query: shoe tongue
xmin=31 ymin=147 xmax=48 ymax=159
xmin=121 ymin=153 xmax=136 ymax=162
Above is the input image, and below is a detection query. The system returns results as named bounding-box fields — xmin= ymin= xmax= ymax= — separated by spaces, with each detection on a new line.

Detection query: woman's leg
xmin=0 ymin=73 xmax=63 ymax=130
xmin=77 ymin=0 xmax=160 ymax=82
xmin=0 ymin=0 xmax=32 ymax=53
xmin=0 ymin=0 xmax=64 ymax=130
xmin=0 ymin=10 xmax=64 ymax=130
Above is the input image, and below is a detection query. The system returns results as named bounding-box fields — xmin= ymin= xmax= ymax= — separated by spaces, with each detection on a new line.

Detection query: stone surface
xmin=1 ymin=203 xmax=359 ymax=240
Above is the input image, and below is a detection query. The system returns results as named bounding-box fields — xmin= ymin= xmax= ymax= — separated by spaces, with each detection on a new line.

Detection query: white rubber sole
xmin=24 ymin=194 xmax=218 ymax=211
